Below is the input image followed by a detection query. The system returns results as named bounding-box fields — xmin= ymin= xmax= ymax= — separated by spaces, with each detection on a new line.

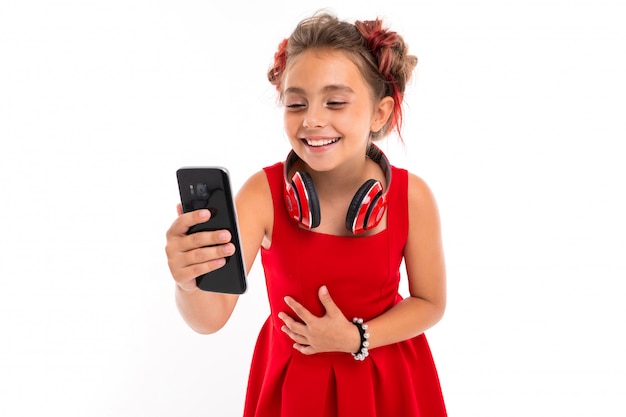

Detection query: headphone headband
xmin=365 ymin=143 xmax=392 ymax=190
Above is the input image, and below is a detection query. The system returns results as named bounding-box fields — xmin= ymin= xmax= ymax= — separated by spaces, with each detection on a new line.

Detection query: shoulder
xmin=406 ymin=171 xmax=441 ymax=223
xmin=407 ymin=172 xmax=436 ymax=201
xmin=236 ymin=169 xmax=274 ymax=240
xmin=237 ymin=169 xmax=272 ymax=205
xmin=237 ymin=161 xmax=286 ymax=212
xmin=391 ymin=167 xmax=437 ymax=206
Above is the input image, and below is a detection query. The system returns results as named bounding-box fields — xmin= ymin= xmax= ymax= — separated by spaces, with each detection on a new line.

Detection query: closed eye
xmin=325 ymin=101 xmax=347 ymax=108
xmin=286 ymin=103 xmax=307 ymax=110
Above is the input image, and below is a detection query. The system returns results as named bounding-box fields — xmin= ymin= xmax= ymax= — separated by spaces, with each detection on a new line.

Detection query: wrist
xmin=350 ymin=317 xmax=370 ymax=361
xmin=176 ymin=281 xmax=199 ymax=293
xmin=348 ymin=321 xmax=362 ymax=353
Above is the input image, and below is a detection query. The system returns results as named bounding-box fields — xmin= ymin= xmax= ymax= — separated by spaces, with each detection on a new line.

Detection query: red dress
xmin=243 ymin=162 xmax=447 ymax=417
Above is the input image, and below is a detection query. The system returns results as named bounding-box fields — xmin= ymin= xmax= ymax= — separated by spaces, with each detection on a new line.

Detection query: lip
xmin=301 ymin=136 xmax=341 ymax=151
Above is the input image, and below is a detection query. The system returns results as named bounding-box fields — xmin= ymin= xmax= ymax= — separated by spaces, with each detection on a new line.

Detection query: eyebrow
xmin=284 ymin=84 xmax=356 ymax=95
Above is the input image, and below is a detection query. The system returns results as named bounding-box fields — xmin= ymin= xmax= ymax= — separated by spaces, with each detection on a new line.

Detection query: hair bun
xmin=268 ymin=38 xmax=289 ymax=91
xmin=355 ymin=18 xmax=417 ymax=139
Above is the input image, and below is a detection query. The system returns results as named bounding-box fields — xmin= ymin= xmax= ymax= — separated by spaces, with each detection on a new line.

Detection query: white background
xmin=1 ymin=0 xmax=624 ymax=416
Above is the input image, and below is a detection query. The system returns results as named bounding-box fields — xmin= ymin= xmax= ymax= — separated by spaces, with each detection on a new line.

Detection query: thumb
xmin=318 ymin=285 xmax=341 ymax=315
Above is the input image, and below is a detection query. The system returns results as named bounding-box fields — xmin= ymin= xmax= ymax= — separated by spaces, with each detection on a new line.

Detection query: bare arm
xmin=165 ymin=170 xmax=272 ymax=334
xmin=361 ymin=173 xmax=446 ymax=349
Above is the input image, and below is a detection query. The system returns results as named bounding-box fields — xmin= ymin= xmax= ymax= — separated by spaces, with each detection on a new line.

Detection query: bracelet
xmin=351 ymin=317 xmax=370 ymax=361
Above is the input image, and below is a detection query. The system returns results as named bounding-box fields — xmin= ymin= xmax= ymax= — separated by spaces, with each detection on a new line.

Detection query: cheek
xmin=336 ymin=109 xmax=372 ymax=135
xmin=283 ymin=112 xmax=301 ymax=137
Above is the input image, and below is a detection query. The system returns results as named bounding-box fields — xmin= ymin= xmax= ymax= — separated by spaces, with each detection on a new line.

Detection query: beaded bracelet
xmin=351 ymin=317 xmax=370 ymax=361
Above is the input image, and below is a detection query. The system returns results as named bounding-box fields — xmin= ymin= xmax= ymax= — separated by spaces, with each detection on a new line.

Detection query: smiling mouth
xmin=303 ymin=137 xmax=340 ymax=147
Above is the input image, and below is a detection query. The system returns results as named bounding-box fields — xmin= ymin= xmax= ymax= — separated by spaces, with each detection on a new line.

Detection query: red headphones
xmin=283 ymin=144 xmax=392 ymax=235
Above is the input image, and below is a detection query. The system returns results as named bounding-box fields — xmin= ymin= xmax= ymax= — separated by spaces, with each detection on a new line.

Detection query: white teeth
xmin=305 ymin=138 xmax=339 ymax=147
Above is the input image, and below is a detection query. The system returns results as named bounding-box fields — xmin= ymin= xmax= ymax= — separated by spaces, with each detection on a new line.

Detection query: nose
xmin=302 ymin=105 xmax=326 ymax=128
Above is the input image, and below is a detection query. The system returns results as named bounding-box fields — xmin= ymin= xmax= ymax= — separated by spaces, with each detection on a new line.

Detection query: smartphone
xmin=176 ymin=167 xmax=247 ymax=294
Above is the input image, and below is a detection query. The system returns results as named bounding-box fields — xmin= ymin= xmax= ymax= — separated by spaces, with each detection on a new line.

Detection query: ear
xmin=370 ymin=96 xmax=395 ymax=133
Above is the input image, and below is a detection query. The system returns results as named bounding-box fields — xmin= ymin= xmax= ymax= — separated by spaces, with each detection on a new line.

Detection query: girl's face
xmin=281 ymin=49 xmax=391 ymax=173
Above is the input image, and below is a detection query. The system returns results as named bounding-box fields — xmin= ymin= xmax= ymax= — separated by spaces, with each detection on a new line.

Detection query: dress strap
xmin=387 ymin=166 xmax=409 ymax=249
xmin=263 ymin=162 xmax=292 ymax=237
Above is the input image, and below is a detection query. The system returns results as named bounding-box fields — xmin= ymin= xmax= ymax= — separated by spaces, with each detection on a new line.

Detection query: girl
xmin=165 ymin=12 xmax=447 ymax=417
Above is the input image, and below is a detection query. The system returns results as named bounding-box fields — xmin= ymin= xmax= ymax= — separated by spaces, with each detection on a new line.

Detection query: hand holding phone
xmin=175 ymin=167 xmax=247 ymax=294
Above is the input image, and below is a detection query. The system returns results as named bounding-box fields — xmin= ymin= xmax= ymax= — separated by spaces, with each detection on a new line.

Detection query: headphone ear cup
xmin=292 ymin=171 xmax=321 ymax=229
xmin=284 ymin=181 xmax=302 ymax=224
xmin=346 ymin=179 xmax=383 ymax=234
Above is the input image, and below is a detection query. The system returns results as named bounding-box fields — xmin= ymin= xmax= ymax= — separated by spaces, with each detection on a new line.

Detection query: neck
xmin=313 ymin=166 xmax=365 ymax=197
xmin=307 ymin=147 xmax=378 ymax=199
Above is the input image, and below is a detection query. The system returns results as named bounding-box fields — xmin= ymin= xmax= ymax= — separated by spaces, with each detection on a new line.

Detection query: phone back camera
xmin=196 ymin=183 xmax=209 ymax=197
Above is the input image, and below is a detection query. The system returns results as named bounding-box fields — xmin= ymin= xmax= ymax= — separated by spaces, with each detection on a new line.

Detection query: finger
xmin=280 ymin=324 xmax=309 ymax=345
xmin=166 ymin=209 xmax=211 ymax=239
xmin=317 ymin=285 xmax=342 ymax=316
xmin=176 ymin=203 xmax=183 ymax=216
xmin=283 ymin=296 xmax=316 ymax=324
xmin=278 ymin=312 xmax=308 ymax=336
xmin=176 ymin=229 xmax=233 ymax=253
xmin=174 ymin=257 xmax=227 ymax=285
xmin=183 ymin=242 xmax=235 ymax=267
xmin=169 ymin=242 xmax=235 ymax=274
xmin=292 ymin=343 xmax=317 ymax=356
